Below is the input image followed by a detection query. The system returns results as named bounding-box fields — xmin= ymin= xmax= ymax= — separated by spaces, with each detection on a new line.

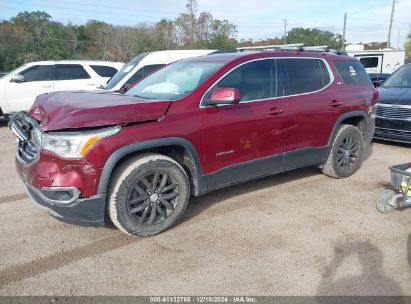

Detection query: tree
xmin=285 ymin=27 xmax=342 ymax=49
xmin=406 ymin=30 xmax=411 ymax=59
xmin=208 ymin=19 xmax=237 ymax=49
xmin=174 ymin=0 xmax=237 ymax=49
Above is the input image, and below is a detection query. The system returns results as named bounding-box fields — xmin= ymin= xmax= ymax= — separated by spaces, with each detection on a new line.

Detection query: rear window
xmin=333 ymin=60 xmax=372 ymax=85
xmin=54 ymin=64 xmax=90 ymax=80
xmin=284 ymin=58 xmax=331 ymax=95
xmin=90 ymin=65 xmax=118 ymax=78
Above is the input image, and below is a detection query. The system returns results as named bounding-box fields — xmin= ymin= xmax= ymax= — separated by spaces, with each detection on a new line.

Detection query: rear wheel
xmin=108 ymin=154 xmax=190 ymax=237
xmin=322 ymin=124 xmax=364 ymax=178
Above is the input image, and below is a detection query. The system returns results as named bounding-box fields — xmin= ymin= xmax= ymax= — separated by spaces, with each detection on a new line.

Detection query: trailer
xmin=346 ymin=48 xmax=405 ymax=74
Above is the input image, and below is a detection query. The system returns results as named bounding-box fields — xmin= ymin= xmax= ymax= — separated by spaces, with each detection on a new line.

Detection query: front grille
xmin=376 ymin=104 xmax=411 ymax=120
xmin=9 ymin=114 xmax=40 ymax=164
xmin=375 ymin=127 xmax=411 ymax=139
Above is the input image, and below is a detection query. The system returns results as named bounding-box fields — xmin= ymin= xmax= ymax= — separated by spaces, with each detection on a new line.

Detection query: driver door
xmin=5 ymin=65 xmax=53 ymax=112
xmin=200 ymin=59 xmax=286 ymax=189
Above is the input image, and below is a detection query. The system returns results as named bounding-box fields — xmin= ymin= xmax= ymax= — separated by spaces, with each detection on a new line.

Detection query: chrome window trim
xmin=199 ymin=56 xmax=335 ymax=108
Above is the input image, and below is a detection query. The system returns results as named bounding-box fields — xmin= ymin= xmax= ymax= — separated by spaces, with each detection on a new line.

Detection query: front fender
xmin=97 ymin=137 xmax=207 ymax=196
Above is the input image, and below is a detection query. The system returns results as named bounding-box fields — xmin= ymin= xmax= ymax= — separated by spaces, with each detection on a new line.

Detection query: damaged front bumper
xmin=25 ymin=184 xmax=106 ymax=227
xmin=10 ymin=113 xmax=107 ymax=227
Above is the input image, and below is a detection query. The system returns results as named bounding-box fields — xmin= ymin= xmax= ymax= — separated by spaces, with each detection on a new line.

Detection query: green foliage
xmin=0 ymin=1 xmax=348 ymax=72
xmin=0 ymin=3 xmax=238 ymax=71
xmin=406 ymin=29 xmax=411 ymax=59
xmin=285 ymin=27 xmax=342 ymax=49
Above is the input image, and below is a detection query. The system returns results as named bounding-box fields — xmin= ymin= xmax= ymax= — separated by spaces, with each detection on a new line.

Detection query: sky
xmin=0 ymin=0 xmax=410 ymax=47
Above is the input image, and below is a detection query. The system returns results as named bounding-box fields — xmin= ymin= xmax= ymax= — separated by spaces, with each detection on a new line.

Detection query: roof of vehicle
xmin=179 ymin=51 xmax=354 ymax=63
xmin=24 ymin=60 xmax=124 ymax=65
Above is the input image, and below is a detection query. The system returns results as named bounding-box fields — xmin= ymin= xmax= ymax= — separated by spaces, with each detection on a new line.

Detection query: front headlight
xmin=41 ymin=125 xmax=121 ymax=159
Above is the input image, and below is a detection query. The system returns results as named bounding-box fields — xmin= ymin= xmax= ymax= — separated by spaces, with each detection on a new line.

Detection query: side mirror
xmin=10 ymin=74 xmax=24 ymax=83
xmin=206 ymin=87 xmax=241 ymax=106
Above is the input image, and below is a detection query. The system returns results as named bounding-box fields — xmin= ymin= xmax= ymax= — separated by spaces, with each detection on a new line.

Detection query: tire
xmin=108 ymin=153 xmax=190 ymax=237
xmin=376 ymin=190 xmax=397 ymax=213
xmin=321 ymin=124 xmax=364 ymax=178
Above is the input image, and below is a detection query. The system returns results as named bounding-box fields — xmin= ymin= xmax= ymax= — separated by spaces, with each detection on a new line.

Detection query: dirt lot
xmin=0 ymin=118 xmax=410 ymax=296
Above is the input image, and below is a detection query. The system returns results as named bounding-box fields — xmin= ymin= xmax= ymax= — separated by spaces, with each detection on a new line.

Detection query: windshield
xmin=382 ymin=64 xmax=411 ymax=88
xmin=104 ymin=53 xmax=148 ymax=90
xmin=125 ymin=61 xmax=225 ymax=100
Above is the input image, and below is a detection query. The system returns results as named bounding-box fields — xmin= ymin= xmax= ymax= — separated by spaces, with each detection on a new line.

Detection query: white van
xmin=0 ymin=60 xmax=124 ymax=116
xmin=103 ymin=50 xmax=216 ymax=92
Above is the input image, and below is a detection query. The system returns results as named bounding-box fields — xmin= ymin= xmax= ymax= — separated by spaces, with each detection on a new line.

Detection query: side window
xmin=126 ymin=64 xmax=165 ymax=86
xmin=90 ymin=65 xmax=118 ymax=78
xmin=54 ymin=64 xmax=90 ymax=80
xmin=207 ymin=59 xmax=277 ymax=103
xmin=359 ymin=57 xmax=379 ymax=68
xmin=333 ymin=60 xmax=372 ymax=85
xmin=284 ymin=59 xmax=330 ymax=95
xmin=20 ymin=65 xmax=52 ymax=82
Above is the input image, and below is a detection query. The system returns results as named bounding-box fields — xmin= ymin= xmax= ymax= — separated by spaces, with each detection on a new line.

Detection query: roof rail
xmin=237 ymin=44 xmax=347 ymax=55
xmin=237 ymin=44 xmax=304 ymax=51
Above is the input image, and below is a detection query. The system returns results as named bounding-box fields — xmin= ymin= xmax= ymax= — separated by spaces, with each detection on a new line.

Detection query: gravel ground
xmin=0 ymin=119 xmax=410 ymax=296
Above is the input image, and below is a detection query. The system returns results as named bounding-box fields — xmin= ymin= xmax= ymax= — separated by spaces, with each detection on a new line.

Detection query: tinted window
xmin=126 ymin=64 xmax=165 ymax=86
xmin=90 ymin=65 xmax=118 ymax=78
xmin=209 ymin=59 xmax=277 ymax=102
xmin=54 ymin=64 xmax=90 ymax=80
xmin=334 ymin=60 xmax=372 ymax=85
xmin=20 ymin=65 xmax=52 ymax=82
xmin=284 ymin=59 xmax=329 ymax=95
xmin=359 ymin=57 xmax=379 ymax=68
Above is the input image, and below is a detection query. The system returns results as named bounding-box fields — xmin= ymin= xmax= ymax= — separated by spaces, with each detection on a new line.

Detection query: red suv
xmin=9 ymin=51 xmax=377 ymax=236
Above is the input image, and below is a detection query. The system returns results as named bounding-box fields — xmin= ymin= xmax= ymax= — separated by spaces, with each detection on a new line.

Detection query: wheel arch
xmin=327 ymin=111 xmax=368 ymax=147
xmin=97 ymin=137 xmax=206 ymax=197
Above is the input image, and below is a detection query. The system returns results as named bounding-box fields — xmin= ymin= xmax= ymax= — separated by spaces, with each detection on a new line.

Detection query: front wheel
xmin=108 ymin=154 xmax=190 ymax=237
xmin=322 ymin=124 xmax=364 ymax=178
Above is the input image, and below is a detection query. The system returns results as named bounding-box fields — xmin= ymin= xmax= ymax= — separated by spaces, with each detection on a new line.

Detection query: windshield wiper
xmin=133 ymin=94 xmax=152 ymax=99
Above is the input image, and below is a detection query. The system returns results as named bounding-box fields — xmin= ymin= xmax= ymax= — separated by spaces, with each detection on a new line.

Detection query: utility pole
xmin=397 ymin=29 xmax=400 ymax=49
xmin=387 ymin=0 xmax=396 ymax=48
xmin=283 ymin=19 xmax=287 ymax=44
xmin=342 ymin=13 xmax=347 ymax=50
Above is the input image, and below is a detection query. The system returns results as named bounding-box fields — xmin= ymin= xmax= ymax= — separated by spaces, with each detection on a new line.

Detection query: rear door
xmin=5 ymin=65 xmax=53 ymax=112
xmin=200 ymin=59 xmax=287 ymax=188
xmin=281 ymin=58 xmax=339 ymax=170
xmin=53 ymin=64 xmax=94 ymax=92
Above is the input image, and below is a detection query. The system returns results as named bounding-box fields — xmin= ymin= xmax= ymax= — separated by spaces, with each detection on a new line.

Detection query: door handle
xmin=41 ymin=85 xmax=52 ymax=88
xmin=268 ymin=107 xmax=284 ymax=115
xmin=329 ymin=100 xmax=343 ymax=107
xmin=87 ymin=83 xmax=96 ymax=86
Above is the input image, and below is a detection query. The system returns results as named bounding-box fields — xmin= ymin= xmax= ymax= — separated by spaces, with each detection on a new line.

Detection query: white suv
xmin=0 ymin=60 xmax=124 ymax=116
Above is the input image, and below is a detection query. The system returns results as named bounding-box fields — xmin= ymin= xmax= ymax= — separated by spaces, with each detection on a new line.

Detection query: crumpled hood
xmin=29 ymin=91 xmax=171 ymax=131
xmin=378 ymin=87 xmax=411 ymax=106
